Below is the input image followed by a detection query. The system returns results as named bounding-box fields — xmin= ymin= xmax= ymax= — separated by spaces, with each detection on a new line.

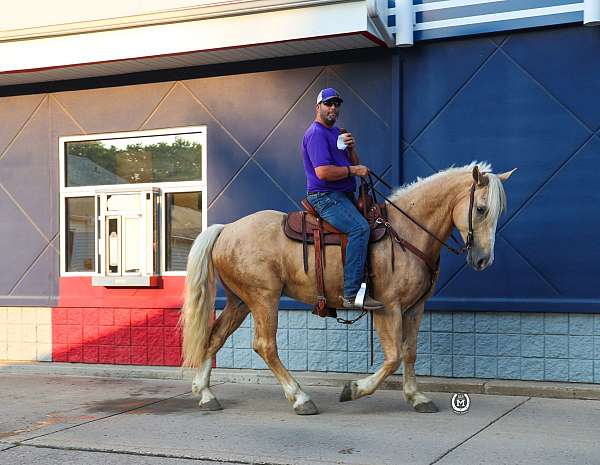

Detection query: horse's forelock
xmin=483 ymin=173 xmax=507 ymax=223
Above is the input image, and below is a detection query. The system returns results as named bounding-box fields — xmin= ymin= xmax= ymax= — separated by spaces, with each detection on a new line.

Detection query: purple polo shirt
xmin=302 ymin=121 xmax=356 ymax=193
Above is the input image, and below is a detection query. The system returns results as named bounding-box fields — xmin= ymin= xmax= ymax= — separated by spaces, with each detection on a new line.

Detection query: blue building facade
xmin=1 ymin=14 xmax=599 ymax=380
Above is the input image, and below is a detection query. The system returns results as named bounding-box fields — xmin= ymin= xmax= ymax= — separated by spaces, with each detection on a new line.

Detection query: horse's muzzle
xmin=468 ymin=251 xmax=492 ymax=271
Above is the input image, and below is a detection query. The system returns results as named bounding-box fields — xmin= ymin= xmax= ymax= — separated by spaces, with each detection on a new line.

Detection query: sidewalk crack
xmin=428 ymin=396 xmax=531 ymax=465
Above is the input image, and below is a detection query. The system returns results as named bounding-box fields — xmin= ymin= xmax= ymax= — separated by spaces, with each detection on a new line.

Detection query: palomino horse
xmin=181 ymin=163 xmax=515 ymax=415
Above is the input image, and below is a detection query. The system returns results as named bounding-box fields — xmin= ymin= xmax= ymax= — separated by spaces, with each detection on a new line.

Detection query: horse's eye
xmin=476 ymin=206 xmax=486 ymax=215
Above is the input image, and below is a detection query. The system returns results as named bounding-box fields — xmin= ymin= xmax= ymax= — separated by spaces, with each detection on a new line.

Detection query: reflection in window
xmin=65 ymin=133 xmax=203 ymax=187
xmin=66 ymin=197 xmax=95 ymax=271
xmin=166 ymin=192 xmax=202 ymax=271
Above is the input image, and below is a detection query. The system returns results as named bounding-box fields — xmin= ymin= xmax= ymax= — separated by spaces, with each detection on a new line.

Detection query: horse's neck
xmin=387 ymin=173 xmax=472 ymax=259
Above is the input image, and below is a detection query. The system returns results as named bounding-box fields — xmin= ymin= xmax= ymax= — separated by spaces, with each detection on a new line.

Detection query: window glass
xmin=66 ymin=197 xmax=95 ymax=271
xmin=65 ymin=133 xmax=202 ymax=186
xmin=166 ymin=192 xmax=202 ymax=271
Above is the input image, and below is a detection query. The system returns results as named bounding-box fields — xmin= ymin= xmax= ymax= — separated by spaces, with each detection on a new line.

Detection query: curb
xmin=1 ymin=361 xmax=599 ymax=400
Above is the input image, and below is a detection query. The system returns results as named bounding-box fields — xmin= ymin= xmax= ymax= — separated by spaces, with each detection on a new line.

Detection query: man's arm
xmin=315 ymin=164 xmax=369 ymax=181
xmin=313 ymin=130 xmax=369 ymax=180
xmin=348 ymin=147 xmax=360 ymax=166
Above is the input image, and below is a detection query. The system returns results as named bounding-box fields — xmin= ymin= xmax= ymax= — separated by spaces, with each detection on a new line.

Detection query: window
xmin=165 ymin=192 xmax=203 ymax=271
xmin=65 ymin=197 xmax=95 ymax=272
xmin=65 ymin=133 xmax=203 ymax=186
xmin=59 ymin=127 xmax=207 ymax=280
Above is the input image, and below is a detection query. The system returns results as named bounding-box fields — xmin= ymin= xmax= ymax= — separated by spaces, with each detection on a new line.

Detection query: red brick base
xmin=52 ymin=307 xmax=182 ymax=366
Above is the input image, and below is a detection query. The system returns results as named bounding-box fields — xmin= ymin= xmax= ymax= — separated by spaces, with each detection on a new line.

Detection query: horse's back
xmin=223 ymin=207 xmax=289 ymax=236
xmin=212 ymin=210 xmax=290 ymax=289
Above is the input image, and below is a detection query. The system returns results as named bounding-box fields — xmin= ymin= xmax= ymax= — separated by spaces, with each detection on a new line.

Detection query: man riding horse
xmin=303 ymin=87 xmax=384 ymax=311
xmin=180 ymin=85 xmax=516 ymax=414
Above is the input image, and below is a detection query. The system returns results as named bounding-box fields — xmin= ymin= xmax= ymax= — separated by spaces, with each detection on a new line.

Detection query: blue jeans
xmin=306 ymin=191 xmax=370 ymax=298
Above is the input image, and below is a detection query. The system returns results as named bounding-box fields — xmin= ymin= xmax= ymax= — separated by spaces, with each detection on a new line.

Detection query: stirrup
xmin=354 ymin=283 xmax=367 ymax=309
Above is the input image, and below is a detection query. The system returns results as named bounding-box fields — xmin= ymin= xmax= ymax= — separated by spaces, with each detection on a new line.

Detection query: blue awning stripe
xmin=415 ymin=0 xmax=582 ymax=23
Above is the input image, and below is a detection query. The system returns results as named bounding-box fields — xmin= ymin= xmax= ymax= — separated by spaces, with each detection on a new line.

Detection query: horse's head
xmin=452 ymin=166 xmax=516 ymax=271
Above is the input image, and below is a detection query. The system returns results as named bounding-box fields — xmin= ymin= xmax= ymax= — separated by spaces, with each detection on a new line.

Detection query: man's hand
xmin=339 ymin=129 xmax=359 ymax=164
xmin=350 ymin=165 xmax=369 ymax=177
xmin=342 ymin=132 xmax=355 ymax=149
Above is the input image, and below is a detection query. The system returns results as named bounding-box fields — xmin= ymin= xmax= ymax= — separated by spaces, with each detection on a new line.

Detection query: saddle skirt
xmin=284 ymin=198 xmax=387 ymax=246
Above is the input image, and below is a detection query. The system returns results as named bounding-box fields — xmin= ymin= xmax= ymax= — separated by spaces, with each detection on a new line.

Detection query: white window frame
xmin=59 ymin=126 xmax=208 ymax=278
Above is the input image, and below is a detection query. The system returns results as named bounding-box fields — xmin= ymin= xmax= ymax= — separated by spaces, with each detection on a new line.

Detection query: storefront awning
xmin=0 ymin=0 xmax=393 ymax=87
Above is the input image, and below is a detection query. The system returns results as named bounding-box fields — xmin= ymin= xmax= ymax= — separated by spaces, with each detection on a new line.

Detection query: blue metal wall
xmin=211 ymin=25 xmax=600 ymax=314
xmin=401 ymin=25 xmax=600 ymax=313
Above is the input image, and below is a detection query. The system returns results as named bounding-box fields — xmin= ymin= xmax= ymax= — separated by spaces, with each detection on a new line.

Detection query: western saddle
xmin=283 ymin=187 xmax=387 ymax=318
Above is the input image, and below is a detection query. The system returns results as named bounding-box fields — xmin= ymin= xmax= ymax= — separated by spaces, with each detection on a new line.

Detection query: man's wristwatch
xmin=346 ymin=166 xmax=352 ymax=178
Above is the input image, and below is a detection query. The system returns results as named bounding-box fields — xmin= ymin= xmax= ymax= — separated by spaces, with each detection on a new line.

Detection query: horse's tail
xmin=180 ymin=224 xmax=226 ymax=368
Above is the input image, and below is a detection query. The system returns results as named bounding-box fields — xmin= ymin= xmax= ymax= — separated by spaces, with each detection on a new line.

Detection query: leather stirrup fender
xmin=301 ymin=212 xmax=308 ymax=273
xmin=312 ymin=224 xmax=328 ymax=318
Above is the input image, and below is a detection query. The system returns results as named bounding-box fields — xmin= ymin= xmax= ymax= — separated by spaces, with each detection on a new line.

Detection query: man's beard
xmin=323 ymin=112 xmax=337 ymax=124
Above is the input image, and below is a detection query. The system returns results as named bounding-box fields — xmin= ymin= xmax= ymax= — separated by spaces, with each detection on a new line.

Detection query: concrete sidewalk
xmin=1 ymin=373 xmax=599 ymax=465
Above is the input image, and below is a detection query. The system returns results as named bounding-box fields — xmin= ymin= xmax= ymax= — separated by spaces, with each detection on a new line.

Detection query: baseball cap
xmin=316 ymin=88 xmax=343 ymax=104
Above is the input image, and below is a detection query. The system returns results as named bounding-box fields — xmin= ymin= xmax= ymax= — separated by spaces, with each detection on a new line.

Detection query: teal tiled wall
xmin=216 ymin=310 xmax=600 ymax=384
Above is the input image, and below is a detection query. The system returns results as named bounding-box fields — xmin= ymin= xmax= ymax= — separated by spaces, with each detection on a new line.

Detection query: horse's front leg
xmin=340 ymin=307 xmax=402 ymax=402
xmin=402 ymin=303 xmax=438 ymax=413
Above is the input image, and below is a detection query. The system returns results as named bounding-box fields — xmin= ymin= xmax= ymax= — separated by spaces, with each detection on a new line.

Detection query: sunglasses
xmin=321 ymin=100 xmax=342 ymax=107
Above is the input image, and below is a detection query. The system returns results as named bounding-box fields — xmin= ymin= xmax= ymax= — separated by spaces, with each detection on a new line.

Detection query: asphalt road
xmin=1 ymin=373 xmax=599 ymax=465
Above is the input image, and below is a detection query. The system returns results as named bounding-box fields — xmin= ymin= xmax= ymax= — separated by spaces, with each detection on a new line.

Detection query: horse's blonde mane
xmin=390 ymin=161 xmax=506 ymax=221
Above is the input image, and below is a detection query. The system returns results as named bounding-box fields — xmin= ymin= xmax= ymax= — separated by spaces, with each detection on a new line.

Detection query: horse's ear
xmin=472 ymin=165 xmax=489 ymax=186
xmin=497 ymin=168 xmax=517 ymax=182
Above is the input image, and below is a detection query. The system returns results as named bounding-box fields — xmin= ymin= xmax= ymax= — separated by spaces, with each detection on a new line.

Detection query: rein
xmin=366 ymin=172 xmax=476 ymax=260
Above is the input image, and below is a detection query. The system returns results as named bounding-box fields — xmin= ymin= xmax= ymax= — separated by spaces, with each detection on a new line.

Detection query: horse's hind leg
xmin=402 ymin=303 xmax=438 ymax=413
xmin=192 ymin=292 xmax=249 ymax=411
xmin=250 ymin=292 xmax=318 ymax=415
xmin=340 ymin=308 xmax=402 ymax=402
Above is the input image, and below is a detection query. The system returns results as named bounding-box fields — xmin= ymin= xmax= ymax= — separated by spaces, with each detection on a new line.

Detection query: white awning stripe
xmin=386 ymin=0 xmax=584 ymax=40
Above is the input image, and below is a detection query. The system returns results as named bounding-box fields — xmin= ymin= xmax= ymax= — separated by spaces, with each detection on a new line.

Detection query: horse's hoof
xmin=198 ymin=398 xmax=223 ymax=411
xmin=294 ymin=400 xmax=319 ymax=415
xmin=339 ymin=381 xmax=357 ymax=402
xmin=414 ymin=401 xmax=438 ymax=413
